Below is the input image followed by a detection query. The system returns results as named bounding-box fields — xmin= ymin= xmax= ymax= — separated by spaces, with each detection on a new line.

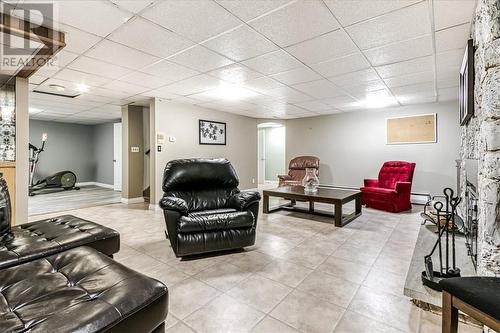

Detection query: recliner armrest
xmin=395 ymin=181 xmax=412 ymax=194
xmin=228 ymin=191 xmax=261 ymax=211
xmin=159 ymin=196 xmax=188 ymax=214
xmin=277 ymin=175 xmax=292 ymax=180
xmin=364 ymin=178 xmax=379 ymax=187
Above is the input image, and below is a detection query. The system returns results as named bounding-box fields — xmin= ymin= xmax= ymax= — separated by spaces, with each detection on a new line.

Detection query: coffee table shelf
xmin=262 ymin=186 xmax=362 ymax=227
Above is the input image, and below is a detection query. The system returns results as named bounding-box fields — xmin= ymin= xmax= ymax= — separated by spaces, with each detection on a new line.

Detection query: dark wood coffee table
xmin=262 ymin=186 xmax=362 ymax=227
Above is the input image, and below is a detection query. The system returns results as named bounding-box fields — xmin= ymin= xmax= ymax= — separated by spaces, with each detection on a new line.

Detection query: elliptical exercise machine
xmin=29 ymin=133 xmax=80 ymax=196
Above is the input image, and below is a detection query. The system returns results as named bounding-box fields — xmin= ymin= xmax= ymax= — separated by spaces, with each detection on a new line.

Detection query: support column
xmin=121 ymin=105 xmax=144 ymax=202
xmin=15 ymin=77 xmax=28 ymax=224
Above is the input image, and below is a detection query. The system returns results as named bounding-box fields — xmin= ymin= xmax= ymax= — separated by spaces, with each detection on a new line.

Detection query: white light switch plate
xmin=169 ymin=136 xmax=176 ymax=142
xmin=131 ymin=146 xmax=140 ymax=153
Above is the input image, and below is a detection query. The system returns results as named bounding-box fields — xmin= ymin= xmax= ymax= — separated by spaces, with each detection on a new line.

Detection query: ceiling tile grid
xmin=13 ymin=0 xmax=475 ymax=123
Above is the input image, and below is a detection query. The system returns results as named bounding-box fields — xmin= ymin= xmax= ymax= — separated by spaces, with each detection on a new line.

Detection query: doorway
xmin=257 ymin=123 xmax=286 ymax=187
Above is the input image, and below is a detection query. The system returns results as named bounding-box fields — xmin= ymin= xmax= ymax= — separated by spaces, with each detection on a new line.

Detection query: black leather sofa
xmin=0 ymin=174 xmax=169 ymax=332
xmin=160 ymin=158 xmax=261 ymax=257
xmin=0 ymin=246 xmax=169 ymax=333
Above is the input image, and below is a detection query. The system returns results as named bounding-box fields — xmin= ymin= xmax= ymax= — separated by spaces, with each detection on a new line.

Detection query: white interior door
xmin=257 ymin=128 xmax=265 ymax=184
xmin=113 ymin=123 xmax=122 ymax=191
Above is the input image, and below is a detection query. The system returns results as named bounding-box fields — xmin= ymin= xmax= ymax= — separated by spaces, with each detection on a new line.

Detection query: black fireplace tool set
xmin=421 ymin=188 xmax=462 ymax=291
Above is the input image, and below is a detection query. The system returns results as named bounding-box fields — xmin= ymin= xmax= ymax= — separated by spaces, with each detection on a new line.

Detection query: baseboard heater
xmin=319 ymin=184 xmax=430 ymax=205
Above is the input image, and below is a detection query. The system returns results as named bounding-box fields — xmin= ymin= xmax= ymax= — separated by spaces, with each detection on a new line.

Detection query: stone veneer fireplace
xmin=459 ymin=0 xmax=499 ymax=278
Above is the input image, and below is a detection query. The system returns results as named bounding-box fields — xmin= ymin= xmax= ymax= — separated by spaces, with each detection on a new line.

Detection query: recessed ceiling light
xmin=48 ymin=84 xmax=65 ymax=92
xmin=353 ymin=90 xmax=397 ymax=109
xmin=76 ymin=83 xmax=89 ymax=93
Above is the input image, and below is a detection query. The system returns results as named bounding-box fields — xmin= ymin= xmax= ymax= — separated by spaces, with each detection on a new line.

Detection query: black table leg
xmin=263 ymin=194 xmax=269 ymax=214
xmin=334 ymin=202 xmax=342 ymax=227
xmin=309 ymin=201 xmax=315 ymax=213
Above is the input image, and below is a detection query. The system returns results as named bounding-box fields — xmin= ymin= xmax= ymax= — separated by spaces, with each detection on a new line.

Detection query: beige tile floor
xmin=29 ymin=200 xmax=482 ymax=333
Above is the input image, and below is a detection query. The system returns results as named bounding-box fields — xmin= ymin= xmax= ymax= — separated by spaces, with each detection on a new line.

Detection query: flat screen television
xmin=459 ymin=39 xmax=474 ymax=126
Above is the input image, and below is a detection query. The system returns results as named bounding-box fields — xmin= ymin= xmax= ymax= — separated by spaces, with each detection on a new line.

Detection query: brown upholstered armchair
xmin=278 ymin=156 xmax=320 ymax=186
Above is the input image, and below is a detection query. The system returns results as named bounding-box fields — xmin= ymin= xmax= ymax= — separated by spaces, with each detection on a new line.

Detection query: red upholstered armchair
xmin=360 ymin=161 xmax=416 ymax=213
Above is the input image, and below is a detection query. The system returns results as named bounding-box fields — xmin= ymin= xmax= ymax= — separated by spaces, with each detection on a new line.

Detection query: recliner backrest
xmin=0 ymin=173 xmax=12 ymax=236
xmin=287 ymin=156 xmax=319 ymax=181
xmin=162 ymin=159 xmax=240 ymax=212
xmin=378 ymin=161 xmax=416 ymax=189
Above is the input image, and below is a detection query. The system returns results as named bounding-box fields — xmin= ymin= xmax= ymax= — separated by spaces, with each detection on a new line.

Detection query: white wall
xmin=152 ymin=99 xmax=258 ymax=201
xmin=286 ymin=101 xmax=460 ymax=196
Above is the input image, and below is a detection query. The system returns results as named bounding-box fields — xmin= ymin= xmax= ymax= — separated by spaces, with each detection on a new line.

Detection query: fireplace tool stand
xmin=421 ymin=188 xmax=462 ymax=291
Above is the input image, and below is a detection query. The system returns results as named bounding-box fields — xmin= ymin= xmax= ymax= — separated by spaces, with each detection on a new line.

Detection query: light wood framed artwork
xmin=386 ymin=113 xmax=437 ymax=144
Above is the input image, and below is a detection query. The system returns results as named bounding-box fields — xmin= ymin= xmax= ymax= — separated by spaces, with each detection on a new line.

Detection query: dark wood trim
xmin=0 ymin=13 xmax=65 ymax=78
xmin=442 ymin=290 xmax=500 ymax=333
xmin=459 ymin=39 xmax=474 ymax=126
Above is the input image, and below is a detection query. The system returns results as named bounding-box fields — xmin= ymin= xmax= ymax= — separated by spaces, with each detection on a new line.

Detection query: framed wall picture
xmin=199 ymin=119 xmax=226 ymax=145
xmin=386 ymin=113 xmax=437 ymax=144
xmin=459 ymin=39 xmax=474 ymax=126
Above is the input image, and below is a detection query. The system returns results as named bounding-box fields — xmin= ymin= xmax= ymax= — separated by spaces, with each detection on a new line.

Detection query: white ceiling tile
xmin=110 ymin=0 xmax=155 ymax=13
xmin=363 ymin=35 xmax=433 ymax=66
xmin=393 ymin=82 xmax=436 ymax=104
xmin=241 ymin=49 xmax=303 ymax=75
xmin=102 ymin=80 xmax=149 ymax=95
xmin=208 ymin=64 xmax=263 ymax=83
xmin=375 ymin=56 xmax=433 ymax=78
xmin=142 ymin=89 xmax=180 ymax=100
xmin=51 ymin=1 xmax=133 ymax=37
xmin=270 ymin=67 xmax=322 ymax=85
xmin=266 ymin=86 xmax=312 ymax=103
xmin=141 ymin=0 xmax=241 ymax=42
xmin=346 ymin=1 xmax=431 ymax=50
xmin=285 ymin=29 xmax=358 ymax=65
xmin=203 ymin=25 xmax=278 ymax=62
xmin=438 ymin=87 xmax=458 ymax=101
xmin=384 ymin=70 xmax=434 ymax=88
xmin=293 ymin=79 xmax=344 ymax=99
xmin=68 ymin=56 xmax=131 ymax=79
xmin=433 ymin=0 xmax=476 ymax=31
xmin=160 ymin=74 xmax=221 ymax=95
xmin=245 ymin=76 xmax=285 ymax=93
xmin=119 ymin=71 xmax=172 ymax=89
xmin=294 ymin=100 xmax=331 ymax=112
xmin=436 ymin=69 xmax=459 ymax=82
xmin=87 ymin=86 xmax=131 ymax=99
xmin=321 ymin=94 xmax=359 ymax=108
xmin=249 ymin=0 xmax=339 ymax=47
xmin=215 ymin=0 xmax=291 ymax=22
xmin=75 ymin=93 xmax=118 ymax=104
xmin=435 ymin=23 xmax=471 ymax=53
xmin=108 ymin=17 xmax=194 ymax=58
xmin=168 ymin=46 xmax=234 ymax=72
xmin=52 ymin=50 xmax=79 ymax=68
xmin=328 ymin=68 xmax=380 ymax=86
xmin=436 ymin=49 xmax=465 ymax=73
xmin=311 ymin=53 xmax=370 ymax=77
xmin=58 ymin=24 xmax=103 ymax=54
xmin=85 ymin=40 xmax=161 ymax=70
xmin=53 ymin=68 xmax=111 ymax=86
xmin=29 ymin=74 xmax=47 ymax=85
xmin=397 ymin=94 xmax=436 ymax=105
xmin=140 ymin=60 xmax=199 ymax=82
xmin=437 ymin=77 xmax=458 ymax=89
xmin=344 ymin=79 xmax=387 ymax=97
xmin=325 ymin=0 xmax=420 ymax=26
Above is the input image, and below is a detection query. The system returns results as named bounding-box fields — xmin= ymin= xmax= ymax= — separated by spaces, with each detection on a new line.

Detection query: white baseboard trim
xmin=121 ymin=197 xmax=145 ymax=204
xmin=76 ymin=181 xmax=115 ymax=189
xmin=149 ymin=203 xmax=162 ymax=211
xmin=411 ymin=193 xmax=431 ymax=205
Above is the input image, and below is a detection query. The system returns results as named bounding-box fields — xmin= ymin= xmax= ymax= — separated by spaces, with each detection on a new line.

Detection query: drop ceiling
xmin=0 ymin=0 xmax=476 ymax=124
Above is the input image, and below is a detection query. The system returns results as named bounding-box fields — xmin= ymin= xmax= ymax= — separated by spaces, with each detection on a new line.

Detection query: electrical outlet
xmin=157 ymin=145 xmax=162 ymax=152
xmin=252 ymin=178 xmax=255 ymax=184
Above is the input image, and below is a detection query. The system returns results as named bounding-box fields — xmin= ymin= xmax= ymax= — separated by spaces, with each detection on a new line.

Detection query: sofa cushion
xmin=0 ymin=246 xmax=168 ymax=333
xmin=440 ymin=277 xmax=500 ymax=320
xmin=360 ymin=187 xmax=398 ymax=197
xmin=0 ymin=215 xmax=120 ymax=270
xmin=0 ymin=175 xmax=11 ymax=237
xmin=179 ymin=211 xmax=254 ymax=233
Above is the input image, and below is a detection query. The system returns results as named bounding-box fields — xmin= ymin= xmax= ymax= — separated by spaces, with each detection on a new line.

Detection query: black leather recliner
xmin=160 ymin=158 xmax=261 ymax=257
